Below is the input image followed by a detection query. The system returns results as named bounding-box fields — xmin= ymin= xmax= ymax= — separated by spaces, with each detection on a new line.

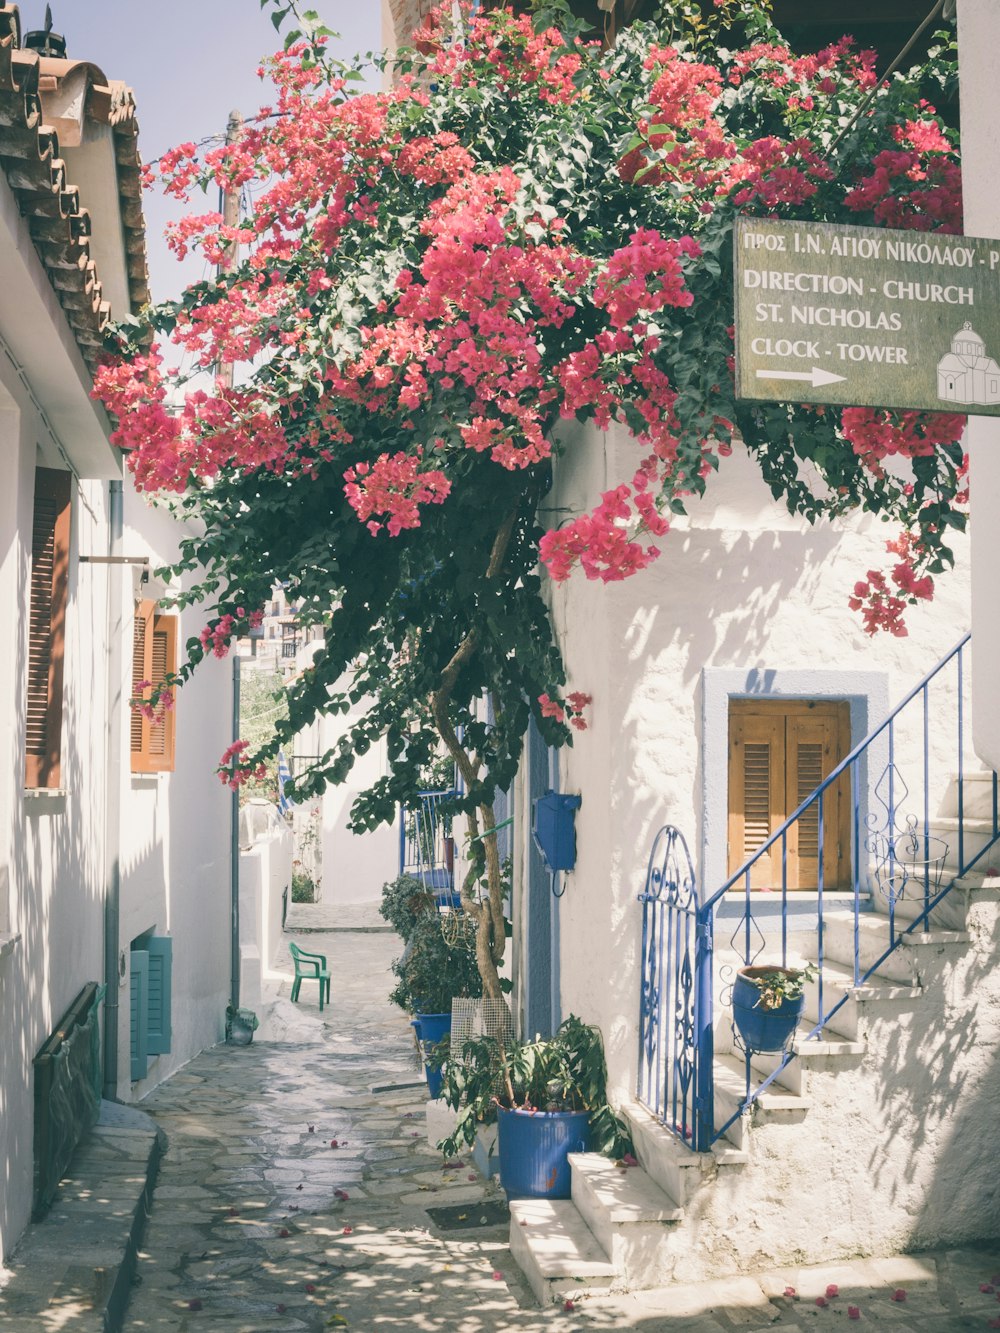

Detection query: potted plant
xmin=731 ymin=962 xmax=818 ymax=1053
xmin=379 ymin=873 xmax=437 ymax=940
xmin=389 ymin=909 xmax=482 ymax=1097
xmin=437 ymin=1015 xmax=631 ymax=1200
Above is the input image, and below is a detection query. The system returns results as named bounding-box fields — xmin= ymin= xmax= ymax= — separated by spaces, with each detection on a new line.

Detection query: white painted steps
xmin=509 ymin=1151 xmax=687 ymax=1302
xmin=508 ymin=1197 xmax=616 ymax=1304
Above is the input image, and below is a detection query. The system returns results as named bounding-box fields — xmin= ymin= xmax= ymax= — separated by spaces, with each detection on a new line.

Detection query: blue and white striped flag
xmin=277 ymin=750 xmax=294 ymax=814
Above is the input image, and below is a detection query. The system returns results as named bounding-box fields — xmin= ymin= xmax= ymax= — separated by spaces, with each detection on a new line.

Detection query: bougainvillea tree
xmin=97 ymin=0 xmax=966 ymax=995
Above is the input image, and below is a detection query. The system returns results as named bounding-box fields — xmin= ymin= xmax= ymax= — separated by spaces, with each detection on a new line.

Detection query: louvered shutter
xmin=130 ymin=951 xmax=149 ymax=1081
xmin=131 ymin=603 xmax=178 ymax=773
xmin=786 ymin=707 xmax=851 ymax=890
xmin=728 ymin=701 xmax=851 ymax=891
xmin=146 ymin=937 xmax=173 ymax=1056
xmin=728 ymin=710 xmax=785 ymax=888
xmin=26 ymin=469 xmax=71 ymax=788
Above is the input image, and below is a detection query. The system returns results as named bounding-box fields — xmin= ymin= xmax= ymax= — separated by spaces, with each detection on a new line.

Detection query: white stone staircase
xmin=509 ymin=807 xmax=1000 ymax=1303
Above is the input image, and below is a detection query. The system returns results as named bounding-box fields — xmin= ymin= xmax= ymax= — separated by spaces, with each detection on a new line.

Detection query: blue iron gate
xmin=637 ymin=826 xmax=712 ymax=1148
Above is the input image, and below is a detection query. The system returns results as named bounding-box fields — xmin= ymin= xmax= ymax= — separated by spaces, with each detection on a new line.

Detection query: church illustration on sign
xmin=937 ymin=322 xmax=1000 ymax=405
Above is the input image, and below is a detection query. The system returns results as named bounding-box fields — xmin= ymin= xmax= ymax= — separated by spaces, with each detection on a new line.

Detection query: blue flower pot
xmin=496 ymin=1106 xmax=592 ymax=1200
xmin=411 ymin=1012 xmax=451 ymax=1099
xmin=732 ymin=967 xmax=805 ymax=1053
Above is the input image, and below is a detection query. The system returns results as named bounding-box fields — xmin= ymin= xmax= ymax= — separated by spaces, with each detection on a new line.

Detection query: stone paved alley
xmin=4 ymin=919 xmax=999 ymax=1332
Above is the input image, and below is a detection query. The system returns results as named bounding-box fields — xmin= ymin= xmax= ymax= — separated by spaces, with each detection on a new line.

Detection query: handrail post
xmin=694 ymin=904 xmax=714 ymax=1152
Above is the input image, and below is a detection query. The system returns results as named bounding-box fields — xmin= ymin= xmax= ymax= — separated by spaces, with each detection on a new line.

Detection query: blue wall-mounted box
xmin=532 ymin=790 xmax=582 ymax=873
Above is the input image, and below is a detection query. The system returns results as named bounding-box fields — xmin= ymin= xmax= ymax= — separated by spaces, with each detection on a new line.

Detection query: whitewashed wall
xmin=116 ymin=491 xmax=233 ymax=1101
xmin=545 ymin=419 xmax=972 ymax=1101
xmin=960 ymin=0 xmax=1000 ymax=772
xmin=0 ymin=382 xmax=111 ymax=1262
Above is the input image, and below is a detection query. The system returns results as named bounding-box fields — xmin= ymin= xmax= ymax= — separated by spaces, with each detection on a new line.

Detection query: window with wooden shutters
xmin=130 ymin=601 xmax=178 ymax=773
xmin=728 ymin=700 xmax=851 ymax=891
xmin=26 ymin=468 xmax=72 ymax=789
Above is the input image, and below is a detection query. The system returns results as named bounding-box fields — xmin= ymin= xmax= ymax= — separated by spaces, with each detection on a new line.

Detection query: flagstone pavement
xmin=109 ymin=925 xmax=1000 ymax=1332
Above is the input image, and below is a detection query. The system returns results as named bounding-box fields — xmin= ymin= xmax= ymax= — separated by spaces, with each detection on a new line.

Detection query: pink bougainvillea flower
xmin=280 ymin=1228 xmax=290 ymax=1237
xmin=981 ymin=1284 xmax=995 ymax=1293
xmin=826 ymin=1284 xmax=839 ymax=1297
xmin=305 ymin=1282 xmax=316 ymax=1293
xmin=330 ymin=1139 xmax=339 ymax=1148
xmin=492 ymin=1271 xmax=503 ymax=1281
xmin=815 ymin=1296 xmax=827 ymax=1307
xmin=783 ymin=1287 xmax=797 ymax=1297
xmin=891 ymin=1288 xmax=906 ymax=1302
xmin=343 ymin=1225 xmax=353 ymax=1235
xmin=564 ymin=1298 xmax=575 ymax=1311
xmin=847 ymin=1306 xmax=860 ymax=1320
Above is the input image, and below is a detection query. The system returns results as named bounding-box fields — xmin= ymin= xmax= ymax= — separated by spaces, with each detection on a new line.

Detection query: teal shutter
xmin=130 ymin=951 xmax=149 ymax=1081
xmin=146 ymin=936 xmax=172 ymax=1056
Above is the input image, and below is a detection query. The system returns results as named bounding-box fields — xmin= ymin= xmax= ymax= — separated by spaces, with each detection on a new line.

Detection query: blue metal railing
xmin=638 ymin=634 xmax=1000 ymax=1153
xmin=399 ymin=789 xmax=461 ymax=903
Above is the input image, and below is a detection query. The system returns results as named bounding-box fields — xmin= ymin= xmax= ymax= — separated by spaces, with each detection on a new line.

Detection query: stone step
xmin=800 ymin=958 xmax=923 ymax=1035
xmin=938 ymin=769 xmax=998 ymax=822
xmin=508 ymin=1198 xmax=616 ymax=1305
xmin=713 ymin=1053 xmax=809 ymax=1145
xmin=620 ymin=1100 xmax=727 ymax=1207
xmin=805 ymin=911 xmax=968 ymax=982
xmin=930 ymin=816 xmax=999 ymax=870
xmin=746 ymin=1022 xmax=865 ymax=1096
xmin=569 ymin=1153 xmax=682 ymax=1289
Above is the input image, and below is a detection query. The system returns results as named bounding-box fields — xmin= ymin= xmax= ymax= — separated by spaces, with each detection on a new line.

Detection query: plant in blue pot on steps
xmin=437 ymin=1016 xmax=632 ymax=1200
xmin=732 ymin=962 xmax=818 ymax=1054
xmin=388 ymin=904 xmax=482 ymax=1098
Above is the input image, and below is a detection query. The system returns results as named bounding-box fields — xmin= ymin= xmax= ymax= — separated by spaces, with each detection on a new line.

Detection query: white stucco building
xmin=0 ymin=9 xmax=232 ymax=1264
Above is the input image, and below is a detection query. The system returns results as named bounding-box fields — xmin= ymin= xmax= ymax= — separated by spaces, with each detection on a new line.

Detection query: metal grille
xmin=33 ymin=983 xmax=105 ymax=1220
xmin=450 ymin=997 xmax=513 ymax=1049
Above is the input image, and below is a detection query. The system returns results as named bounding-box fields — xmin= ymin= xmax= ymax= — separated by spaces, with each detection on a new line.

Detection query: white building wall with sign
xmin=960 ymin=0 xmax=1000 ymax=773
xmin=544 ymin=417 xmax=972 ymax=1102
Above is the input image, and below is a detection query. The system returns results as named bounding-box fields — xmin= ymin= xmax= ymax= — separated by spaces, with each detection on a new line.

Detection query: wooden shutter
xmin=130 ymin=951 xmax=149 ymax=1081
xmin=26 ymin=468 xmax=71 ymax=788
xmin=728 ymin=700 xmax=851 ymax=891
xmin=145 ymin=936 xmax=173 ymax=1056
xmin=728 ymin=709 xmax=786 ymax=889
xmin=130 ymin=602 xmax=178 ymax=773
xmin=786 ymin=706 xmax=851 ymax=890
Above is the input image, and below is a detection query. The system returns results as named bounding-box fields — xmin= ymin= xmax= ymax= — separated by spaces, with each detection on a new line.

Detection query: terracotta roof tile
xmin=0 ymin=4 xmax=149 ymax=375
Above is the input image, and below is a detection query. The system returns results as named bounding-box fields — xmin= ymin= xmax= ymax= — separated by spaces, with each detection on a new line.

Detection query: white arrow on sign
xmin=756 ymin=366 xmax=847 ymax=388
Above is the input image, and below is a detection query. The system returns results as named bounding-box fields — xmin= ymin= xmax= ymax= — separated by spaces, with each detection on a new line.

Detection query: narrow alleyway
xmin=117 ymin=924 xmax=1000 ymax=1333
xmin=121 ymin=926 xmax=568 ymax=1332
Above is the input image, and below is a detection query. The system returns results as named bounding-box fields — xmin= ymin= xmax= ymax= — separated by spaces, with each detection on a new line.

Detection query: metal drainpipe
xmin=102 ymin=478 xmax=124 ymax=1098
xmin=230 ymin=654 xmax=241 ymax=1013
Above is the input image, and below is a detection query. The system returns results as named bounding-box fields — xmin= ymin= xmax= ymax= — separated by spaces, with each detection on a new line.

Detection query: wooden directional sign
xmin=734 ymin=216 xmax=1000 ymax=415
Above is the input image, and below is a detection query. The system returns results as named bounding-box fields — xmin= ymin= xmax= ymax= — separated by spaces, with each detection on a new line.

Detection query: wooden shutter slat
xmin=728 ymin=709 xmax=785 ymax=888
xmin=25 ymin=469 xmax=71 ymax=788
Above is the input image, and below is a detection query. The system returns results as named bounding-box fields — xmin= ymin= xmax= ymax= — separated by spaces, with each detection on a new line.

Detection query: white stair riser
xmin=939 ymin=772 xmax=998 ymax=822
xmin=623 ymin=1106 xmax=707 ymax=1208
xmin=508 ymin=1218 xmax=615 ymax=1304
xmin=809 ymin=918 xmax=915 ymax=982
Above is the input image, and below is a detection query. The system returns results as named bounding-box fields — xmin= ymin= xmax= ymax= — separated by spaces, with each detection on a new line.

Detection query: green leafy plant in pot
xmin=437 ymin=1015 xmax=632 ymax=1199
xmin=732 ymin=962 xmax=818 ymax=1053
xmin=389 ymin=909 xmax=482 ymax=1097
xmin=379 ymin=873 xmax=437 ymax=942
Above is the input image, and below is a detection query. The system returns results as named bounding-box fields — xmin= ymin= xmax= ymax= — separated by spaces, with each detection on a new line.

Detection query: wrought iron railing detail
xmin=399 ymin=789 xmax=460 ymax=903
xmin=637 ymin=826 xmax=713 ymax=1148
xmin=637 ymin=634 xmax=1000 ymax=1154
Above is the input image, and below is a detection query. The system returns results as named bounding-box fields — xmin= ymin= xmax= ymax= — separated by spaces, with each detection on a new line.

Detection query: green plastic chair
xmin=288 ymin=942 xmax=331 ymax=1010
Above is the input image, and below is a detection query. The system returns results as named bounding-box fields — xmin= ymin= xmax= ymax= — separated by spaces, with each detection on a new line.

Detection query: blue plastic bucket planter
xmin=411 ymin=1013 xmax=451 ymax=1099
xmin=732 ymin=966 xmax=805 ymax=1053
xmin=496 ymin=1106 xmax=592 ymax=1200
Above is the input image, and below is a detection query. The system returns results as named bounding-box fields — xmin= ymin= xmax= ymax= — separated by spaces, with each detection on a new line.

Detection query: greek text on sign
xmin=734 ymin=217 xmax=1000 ymax=415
